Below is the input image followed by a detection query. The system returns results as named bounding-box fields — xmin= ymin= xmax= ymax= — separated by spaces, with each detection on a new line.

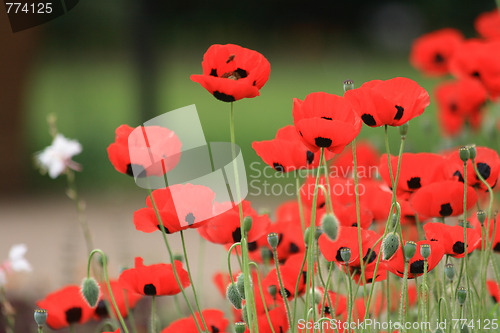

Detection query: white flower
xmin=36 ymin=134 xmax=82 ymax=178
xmin=8 ymin=244 xmax=31 ymax=272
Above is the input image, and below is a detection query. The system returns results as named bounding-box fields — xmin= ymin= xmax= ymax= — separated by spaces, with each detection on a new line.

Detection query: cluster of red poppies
xmin=410 ymin=9 xmax=500 ymax=136
xmin=35 ymin=40 xmax=500 ymax=333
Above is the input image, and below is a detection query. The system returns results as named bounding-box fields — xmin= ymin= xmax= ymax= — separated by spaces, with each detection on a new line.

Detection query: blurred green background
xmin=1 ymin=0 xmax=498 ymax=196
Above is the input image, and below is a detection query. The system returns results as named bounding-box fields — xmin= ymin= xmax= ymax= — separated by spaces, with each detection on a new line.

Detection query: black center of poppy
xmin=65 ymin=307 xmax=82 ymax=324
xmin=434 ymin=53 xmax=445 ymax=63
xmin=306 ymin=151 xmax=314 ymax=164
xmin=453 ymin=170 xmax=465 ymax=183
xmin=213 ymin=91 xmax=236 ymax=102
xmin=336 ymin=246 xmax=350 ymax=262
xmin=211 ymin=325 xmax=220 ymax=333
xmin=94 ymin=299 xmax=108 ymax=318
xmin=361 ymin=114 xmax=377 ymax=126
xmin=321 ymin=116 xmax=333 ymax=120
xmin=279 ymin=287 xmax=291 ymax=298
xmin=409 ymin=259 xmax=425 ymax=274
xmin=324 ymin=306 xmax=331 ymax=314
xmin=248 ymin=241 xmax=258 ymax=252
xmin=315 ymin=137 xmax=332 ymax=148
xmin=449 ymin=102 xmax=458 ymax=113
xmin=351 ymin=223 xmax=358 ymax=227
xmin=279 ymin=327 xmax=284 ymax=333
xmin=476 ymin=162 xmax=491 ymax=180
xmin=126 ymin=163 xmax=147 ymax=178
xmin=453 ymin=241 xmax=465 ymax=254
xmin=471 ymin=71 xmax=481 ymax=79
xmin=407 ymin=177 xmax=422 ymax=189
xmin=394 ymin=105 xmax=404 ymax=120
xmin=494 ymin=242 xmax=500 ymax=253
xmin=289 ymin=242 xmax=300 ymax=253
xmin=363 ymin=248 xmax=377 ymax=264
xmin=318 ymin=201 xmax=326 ymax=209
xmin=232 ymin=227 xmax=242 ymax=243
xmin=439 ymin=203 xmax=453 ymax=217
xmin=210 ymin=68 xmax=217 ymax=77
xmin=221 ymin=68 xmax=248 ymax=80
xmin=273 ymin=162 xmax=285 ymax=172
xmin=185 ymin=212 xmax=195 ymax=225
xmin=144 ymin=283 xmax=157 ymax=296
xmin=156 ymin=225 xmax=171 ymax=234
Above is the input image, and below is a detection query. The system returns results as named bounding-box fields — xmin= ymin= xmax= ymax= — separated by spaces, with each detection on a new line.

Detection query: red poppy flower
xmin=161 ymin=309 xmax=229 ymax=333
xmin=93 ymin=280 xmax=143 ymax=320
xmin=385 ymin=240 xmax=444 ymax=278
xmin=118 ymin=257 xmax=190 ymax=296
xmin=252 ymin=125 xmax=335 ymax=173
xmin=107 ymin=124 xmax=182 ymax=177
xmin=379 ymin=153 xmax=446 ymax=193
xmin=36 ymin=285 xmax=94 ymax=330
xmin=344 ymin=77 xmax=430 ymax=127
xmin=409 ymin=28 xmax=464 ymax=76
xmin=190 ymin=44 xmax=271 ymax=102
xmin=487 ymin=280 xmax=500 ymax=303
xmin=449 ymin=39 xmax=500 ymax=99
xmin=197 ymin=200 xmax=270 ymax=247
xmin=330 ymin=141 xmax=380 ymax=179
xmin=445 ymin=146 xmax=500 ymax=191
xmin=243 ymin=306 xmax=289 ymax=333
xmin=435 ymin=78 xmax=488 ymax=136
xmin=317 ymin=289 xmax=348 ymax=318
xmin=103 ymin=330 xmax=120 ymax=333
xmin=424 ymin=222 xmax=482 ymax=258
xmin=410 ymin=180 xmax=478 ymax=219
xmin=133 ymin=183 xmax=216 ymax=234
xmin=371 ymin=284 xmax=417 ymax=318
xmin=293 ymin=92 xmax=362 ymax=153
xmin=475 ymin=9 xmax=500 ymax=40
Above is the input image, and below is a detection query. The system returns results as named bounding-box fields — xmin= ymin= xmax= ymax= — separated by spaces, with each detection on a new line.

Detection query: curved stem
xmin=272 ymin=248 xmax=292 ymax=326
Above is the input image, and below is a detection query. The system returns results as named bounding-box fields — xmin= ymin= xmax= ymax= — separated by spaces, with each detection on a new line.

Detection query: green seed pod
xmin=267 ymin=232 xmax=279 ymax=249
xmin=243 ymin=216 xmax=253 ymax=235
xmin=467 ymin=144 xmax=477 ymax=161
xmin=343 ymin=79 xmax=354 ymax=92
xmin=340 ymin=248 xmax=352 ymax=263
xmin=403 ymin=241 xmax=417 ymax=261
xmin=457 ymin=287 xmax=467 ymax=305
xmin=445 ymin=263 xmax=455 ymax=280
xmin=382 ymin=232 xmax=400 ymax=260
xmin=399 ymin=122 xmax=409 ymax=137
xmin=226 ymin=283 xmax=242 ymax=310
xmin=459 ymin=147 xmax=470 ymax=163
xmin=322 ymin=214 xmax=339 ymax=241
xmin=235 ymin=322 xmax=247 ymax=333
xmin=304 ymin=227 xmax=312 ymax=248
xmin=34 ymin=309 xmax=47 ymax=327
xmin=236 ymin=274 xmax=246 ymax=300
xmin=81 ymin=277 xmax=100 ymax=307
xmin=391 ymin=213 xmax=400 ymax=229
xmin=241 ymin=305 xmax=249 ymax=327
xmin=477 ymin=210 xmax=486 ymax=226
xmin=420 ymin=244 xmax=431 ymax=259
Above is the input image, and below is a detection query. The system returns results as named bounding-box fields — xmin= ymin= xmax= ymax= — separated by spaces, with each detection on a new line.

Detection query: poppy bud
xmin=97 ymin=253 xmax=107 ymax=267
xmin=267 ymin=233 xmax=279 ymax=250
xmin=322 ymin=214 xmax=339 ymax=241
xmin=457 ymin=287 xmax=467 ymax=305
xmin=340 ymin=248 xmax=352 ymax=263
xmin=260 ymin=247 xmax=273 ymax=262
xmin=236 ymin=274 xmax=246 ymax=300
xmin=459 ymin=147 xmax=470 ymax=163
xmin=173 ymin=254 xmax=184 ymax=263
xmin=315 ymin=227 xmax=323 ymax=241
xmin=268 ymin=285 xmax=277 ymax=298
xmin=304 ymin=227 xmax=312 ymax=247
xmin=420 ymin=244 xmax=431 ymax=259
xmin=403 ymin=241 xmax=417 ymax=261
xmin=81 ymin=277 xmax=100 ymax=308
xmin=312 ymin=288 xmax=322 ymax=304
xmin=235 ymin=322 xmax=247 ymax=333
xmin=243 ymin=216 xmax=253 ymax=235
xmin=241 ymin=304 xmax=249 ymax=326
xmin=391 ymin=213 xmax=400 ymax=229
xmin=477 ymin=210 xmax=486 ymax=226
xmin=382 ymin=232 xmax=400 ymax=260
xmin=399 ymin=122 xmax=409 ymax=137
xmin=445 ymin=263 xmax=455 ymax=280
xmin=343 ymin=79 xmax=354 ymax=92
xmin=226 ymin=283 xmax=242 ymax=309
xmin=34 ymin=309 xmax=47 ymax=327
xmin=467 ymin=144 xmax=477 ymax=161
